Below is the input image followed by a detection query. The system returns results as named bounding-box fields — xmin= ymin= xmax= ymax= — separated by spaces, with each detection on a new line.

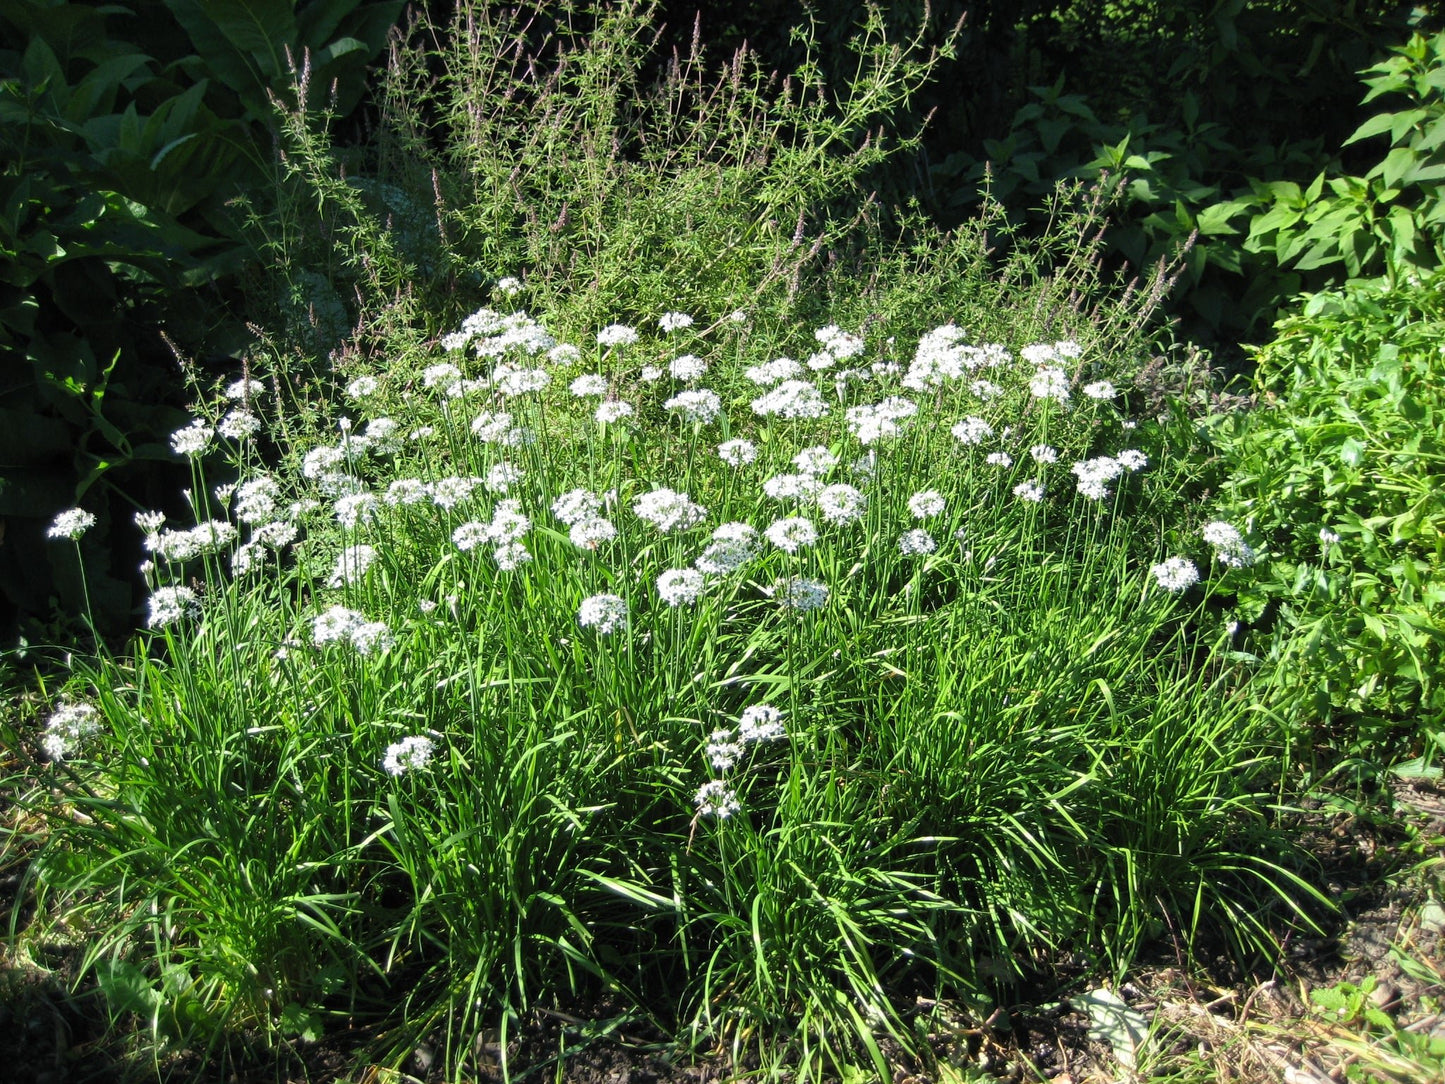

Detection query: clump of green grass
xmin=6 ymin=3 xmax=1326 ymax=1080
xmin=21 ymin=297 xmax=1320 ymax=1078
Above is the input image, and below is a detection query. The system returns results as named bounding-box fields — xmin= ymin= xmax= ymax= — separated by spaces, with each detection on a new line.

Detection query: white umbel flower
xmin=578 ymin=593 xmax=628 ymax=634
xmin=1150 ymin=557 xmax=1200 ymax=592
xmin=765 ymin=517 xmax=817 ymax=553
xmin=48 ymin=508 xmax=96 ymax=540
xmin=657 ymin=568 xmax=705 ymax=606
xmin=383 ymin=735 xmax=435 ymax=777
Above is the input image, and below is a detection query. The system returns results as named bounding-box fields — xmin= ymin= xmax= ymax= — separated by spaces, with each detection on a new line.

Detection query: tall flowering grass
xmin=18 ymin=293 xmax=1321 ymax=1078
xmin=5 ymin=3 xmax=1327 ymax=1077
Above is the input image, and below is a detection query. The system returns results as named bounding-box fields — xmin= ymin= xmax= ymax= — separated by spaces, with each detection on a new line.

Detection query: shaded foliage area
xmin=0 ymin=0 xmax=402 ymax=637
xmin=655 ymin=0 xmax=1440 ymax=343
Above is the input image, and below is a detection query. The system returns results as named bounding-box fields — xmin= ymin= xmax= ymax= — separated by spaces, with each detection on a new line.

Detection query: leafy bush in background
xmin=933 ymin=21 xmax=1445 ymax=347
xmin=1207 ymin=270 xmax=1445 ymax=759
xmin=0 ymin=0 xmax=401 ymax=635
xmin=664 ymin=0 xmax=1430 ymax=345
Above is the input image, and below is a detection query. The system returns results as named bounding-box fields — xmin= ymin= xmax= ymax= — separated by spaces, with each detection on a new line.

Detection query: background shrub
xmin=1208 ymin=269 xmax=1445 ymax=760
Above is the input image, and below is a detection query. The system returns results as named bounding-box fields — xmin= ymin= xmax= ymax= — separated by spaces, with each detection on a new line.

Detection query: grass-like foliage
xmin=10 ymin=3 xmax=1326 ymax=1079
xmin=26 ymin=308 xmax=1318 ymax=1076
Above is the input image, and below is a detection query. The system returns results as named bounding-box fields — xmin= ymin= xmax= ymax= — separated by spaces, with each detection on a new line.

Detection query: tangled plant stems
xmin=23 ymin=294 xmax=1324 ymax=1080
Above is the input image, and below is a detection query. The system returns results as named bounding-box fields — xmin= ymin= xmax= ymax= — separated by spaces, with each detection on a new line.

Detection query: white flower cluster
xmin=442 ymin=306 xmax=555 ymax=357
xmin=329 ymin=544 xmax=377 ymax=587
xmin=41 ymin=701 xmax=102 ymax=762
xmin=1201 ymin=521 xmax=1257 ymax=569
xmin=144 ymin=520 xmax=238 ymax=562
xmin=664 ymin=388 xmax=721 ymax=424
xmin=694 ymin=704 xmax=789 ymax=817
xmin=633 ymin=488 xmax=706 ymax=534
xmin=668 ymin=355 xmax=707 ymax=381
xmin=1071 ymin=456 xmax=1125 ymax=501
xmin=148 ymin=585 xmax=200 ymax=627
xmin=1150 ymin=556 xmax=1200 ymax=593
xmin=745 ymin=356 xmax=803 ymax=386
xmin=596 ymin=323 xmax=638 ymax=347
xmin=845 ymin=396 xmax=917 ymax=444
xmin=695 ymin=523 xmax=759 ymax=575
xmin=751 ymin=379 xmax=828 ymax=419
xmin=717 ymin=439 xmax=757 ymax=467
xmin=816 ymin=483 xmax=866 ymax=524
xmin=313 ymin=605 xmax=395 ymax=654
xmin=383 ymin=734 xmax=436 ymax=777
xmin=578 ymin=593 xmax=628 ymax=634
xmin=47 ymin=508 xmax=96 ymax=541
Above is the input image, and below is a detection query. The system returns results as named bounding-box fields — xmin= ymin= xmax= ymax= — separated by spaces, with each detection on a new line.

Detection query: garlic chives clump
xmin=42 ymin=280 xmax=1253 ymax=1072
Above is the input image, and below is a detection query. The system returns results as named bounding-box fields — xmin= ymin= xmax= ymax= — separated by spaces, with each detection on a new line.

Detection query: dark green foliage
xmin=0 ymin=0 xmax=404 ymax=634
